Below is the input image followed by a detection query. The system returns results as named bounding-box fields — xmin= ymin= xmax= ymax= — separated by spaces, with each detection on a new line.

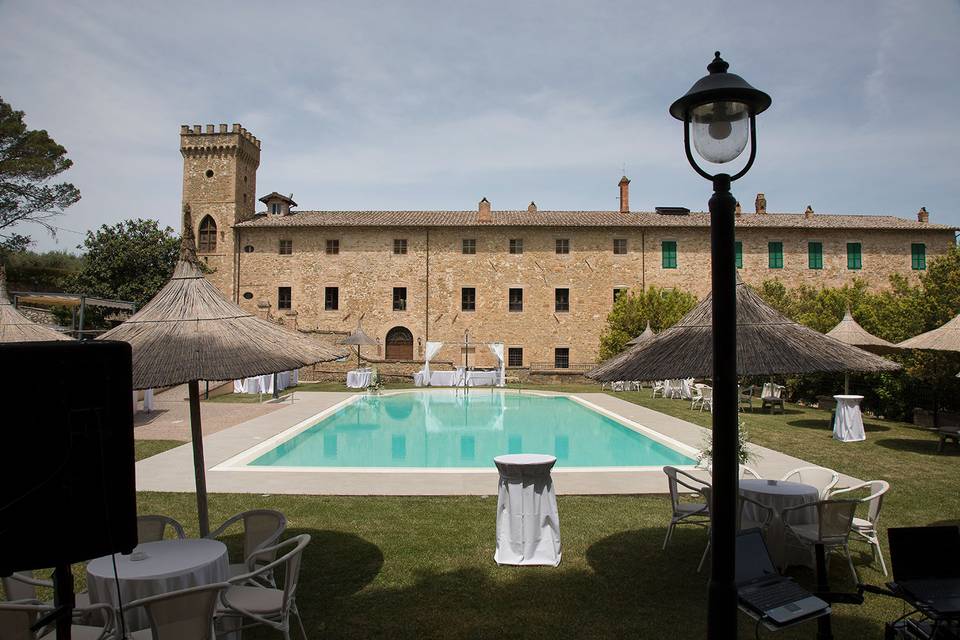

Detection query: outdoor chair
xmin=761 ymin=384 xmax=785 ymax=414
xmin=662 ymin=466 xmax=710 ymax=550
xmin=690 ymin=384 xmax=704 ymax=410
xmin=217 ymin=534 xmax=311 ymax=640
xmin=137 ymin=514 xmax=187 ymax=542
xmin=780 ymin=466 xmax=840 ymax=499
xmin=651 ymin=380 xmax=665 ymax=399
xmin=125 ymin=582 xmax=229 ymax=640
xmin=612 ymin=381 xmax=625 ymax=392
xmin=206 ymin=509 xmax=287 ymax=583
xmin=2 ymin=571 xmax=91 ymax=618
xmin=782 ymin=499 xmax=861 ymax=584
xmin=936 ymin=426 xmax=960 ymax=453
xmin=740 ymin=466 xmax=762 ymax=480
xmin=828 ymin=480 xmax=891 ymax=575
xmin=738 ymin=385 xmax=755 ymax=412
xmin=699 ymin=386 xmax=713 ymax=413
xmin=697 ymin=488 xmax=774 ymax=572
xmin=0 ymin=600 xmax=115 ymax=640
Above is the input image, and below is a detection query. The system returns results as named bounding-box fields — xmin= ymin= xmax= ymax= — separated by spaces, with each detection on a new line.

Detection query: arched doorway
xmin=385 ymin=326 xmax=414 ymax=361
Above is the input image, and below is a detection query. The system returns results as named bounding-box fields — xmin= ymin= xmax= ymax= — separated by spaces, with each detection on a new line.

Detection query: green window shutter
xmin=808 ymin=242 xmax=823 ymax=269
xmin=911 ymin=243 xmax=926 ymax=270
xmin=768 ymin=242 xmax=783 ymax=269
xmin=847 ymin=242 xmax=862 ymax=270
xmin=735 ymin=241 xmax=743 ymax=269
xmin=662 ymin=241 xmax=677 ymax=269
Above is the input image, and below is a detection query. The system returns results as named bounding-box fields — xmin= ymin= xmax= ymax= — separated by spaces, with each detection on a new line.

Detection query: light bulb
xmin=708 ymin=120 xmax=732 ymax=140
xmin=691 ymin=101 xmax=749 ymax=164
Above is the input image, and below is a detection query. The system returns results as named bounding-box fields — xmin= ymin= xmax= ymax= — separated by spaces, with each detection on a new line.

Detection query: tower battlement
xmin=180 ymin=123 xmax=261 ymax=150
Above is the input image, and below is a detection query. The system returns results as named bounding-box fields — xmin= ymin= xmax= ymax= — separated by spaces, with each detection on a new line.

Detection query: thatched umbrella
xmin=898 ymin=314 xmax=960 ymax=353
xmin=98 ymin=205 xmax=345 ymax=535
xmin=340 ymin=322 xmax=378 ymax=368
xmin=588 ymin=277 xmax=899 ymax=382
xmin=626 ymin=321 xmax=656 ymax=347
xmin=0 ymin=266 xmax=71 ymax=342
xmin=826 ymin=307 xmax=901 ymax=393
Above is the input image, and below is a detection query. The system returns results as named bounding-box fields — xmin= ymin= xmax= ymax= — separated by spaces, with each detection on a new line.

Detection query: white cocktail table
xmin=493 ymin=453 xmax=561 ymax=566
xmin=833 ymin=395 xmax=866 ymax=442
xmin=739 ymin=479 xmax=820 ymax=570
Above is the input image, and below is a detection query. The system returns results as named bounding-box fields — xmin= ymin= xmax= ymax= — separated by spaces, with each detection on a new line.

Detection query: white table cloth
xmin=429 ymin=370 xmax=462 ymax=387
xmin=740 ymin=479 xmax=819 ymax=570
xmin=833 ymin=395 xmax=866 ymax=442
xmin=142 ymin=388 xmax=154 ymax=413
xmin=494 ymin=453 xmax=561 ymax=566
xmin=234 ymin=370 xmax=298 ymax=394
xmin=87 ymin=539 xmax=229 ymax=630
xmin=466 ymin=370 xmax=498 ymax=387
xmin=346 ymin=370 xmax=373 ymax=388
xmin=413 ymin=371 xmax=428 ymax=386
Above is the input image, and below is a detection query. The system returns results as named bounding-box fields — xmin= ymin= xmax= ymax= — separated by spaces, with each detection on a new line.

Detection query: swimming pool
xmin=244 ymin=390 xmax=696 ymax=469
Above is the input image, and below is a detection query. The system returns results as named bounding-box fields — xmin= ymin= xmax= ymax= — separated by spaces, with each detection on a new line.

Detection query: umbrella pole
xmin=188 ymin=380 xmax=210 ymax=537
xmin=844 ymin=372 xmax=850 ymax=395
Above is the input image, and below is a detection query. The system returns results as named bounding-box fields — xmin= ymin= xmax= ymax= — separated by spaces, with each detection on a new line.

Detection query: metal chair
xmin=699 ymin=385 xmax=713 ymax=413
xmin=780 ymin=466 xmax=840 ymax=499
xmin=690 ymin=383 xmax=704 ymax=410
xmin=207 ymin=509 xmax=287 ymax=582
xmin=662 ymin=466 xmax=711 ymax=550
xmin=651 ymin=380 xmax=665 ymax=399
xmin=697 ymin=489 xmax=774 ymax=572
xmin=126 ymin=582 xmax=229 ymax=640
xmin=829 ymin=480 xmax=891 ymax=575
xmin=782 ymin=499 xmax=861 ymax=584
xmin=2 ymin=571 xmax=92 ymax=619
xmin=738 ymin=385 xmax=755 ymax=412
xmin=137 ymin=514 xmax=187 ymax=542
xmin=0 ymin=600 xmax=115 ymax=640
xmin=740 ymin=465 xmax=762 ymax=480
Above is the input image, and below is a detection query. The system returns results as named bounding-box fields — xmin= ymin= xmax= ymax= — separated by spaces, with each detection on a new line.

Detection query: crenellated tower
xmin=180 ymin=123 xmax=260 ymax=301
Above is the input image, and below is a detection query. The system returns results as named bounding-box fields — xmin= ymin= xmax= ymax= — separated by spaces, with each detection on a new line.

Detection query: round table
xmin=739 ymin=479 xmax=819 ymax=570
xmin=346 ymin=370 xmax=372 ymax=389
xmin=833 ymin=395 xmax=866 ymax=442
xmin=86 ymin=538 xmax=229 ymax=630
xmin=493 ymin=453 xmax=561 ymax=567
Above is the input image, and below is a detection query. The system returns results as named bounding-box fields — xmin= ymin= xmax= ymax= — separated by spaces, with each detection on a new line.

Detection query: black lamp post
xmin=669 ymin=52 xmax=771 ymax=638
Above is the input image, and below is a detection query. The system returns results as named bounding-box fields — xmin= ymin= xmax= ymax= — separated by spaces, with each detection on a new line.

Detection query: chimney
xmin=755 ymin=193 xmax=767 ymax=214
xmin=478 ymin=197 xmax=491 ymax=223
xmin=804 ymin=205 xmax=814 ymax=219
xmin=735 ymin=202 xmax=742 ymax=217
xmin=618 ymin=176 xmax=630 ymax=213
xmin=918 ymin=207 xmax=929 ymax=223
xmin=528 ymin=201 xmax=537 ymax=213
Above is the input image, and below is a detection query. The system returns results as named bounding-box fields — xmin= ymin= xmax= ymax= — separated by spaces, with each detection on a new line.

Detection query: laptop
xmin=736 ymin=528 xmax=830 ymax=625
xmin=889 ymin=526 xmax=960 ymax=615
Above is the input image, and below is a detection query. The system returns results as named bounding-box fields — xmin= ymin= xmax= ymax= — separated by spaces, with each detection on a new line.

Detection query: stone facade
xmin=181 ymin=124 xmax=957 ymax=370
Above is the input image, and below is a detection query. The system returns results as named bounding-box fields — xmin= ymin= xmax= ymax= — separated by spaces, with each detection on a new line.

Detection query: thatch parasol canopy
xmin=626 ymin=321 xmax=656 ymax=347
xmin=588 ymin=277 xmax=899 ymax=382
xmin=825 ymin=308 xmax=899 ymax=355
xmin=898 ymin=314 xmax=960 ymax=353
xmin=340 ymin=323 xmax=377 ymax=367
xmin=0 ymin=266 xmax=71 ymax=342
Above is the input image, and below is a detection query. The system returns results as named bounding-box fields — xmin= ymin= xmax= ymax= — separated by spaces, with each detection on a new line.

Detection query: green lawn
xmin=124 ymin=390 xmax=959 ymax=639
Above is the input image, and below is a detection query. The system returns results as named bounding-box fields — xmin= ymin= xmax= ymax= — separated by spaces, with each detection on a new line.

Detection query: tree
xmin=598 ymin=286 xmax=697 ymax=360
xmin=919 ymin=245 xmax=960 ymax=330
xmin=65 ymin=219 xmax=179 ymax=327
xmin=0 ymin=97 xmax=80 ymax=245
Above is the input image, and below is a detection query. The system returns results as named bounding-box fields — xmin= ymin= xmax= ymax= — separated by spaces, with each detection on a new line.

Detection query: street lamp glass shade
xmin=690 ymin=101 xmax=749 ymax=164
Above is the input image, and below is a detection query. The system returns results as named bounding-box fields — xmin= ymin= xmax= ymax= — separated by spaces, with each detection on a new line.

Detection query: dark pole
xmin=188 ymin=380 xmax=210 ymax=536
xmin=708 ymin=172 xmax=738 ymax=637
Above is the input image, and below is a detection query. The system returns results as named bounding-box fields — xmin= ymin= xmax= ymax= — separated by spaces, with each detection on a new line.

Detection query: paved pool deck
xmin=135 ymin=389 xmax=860 ymax=496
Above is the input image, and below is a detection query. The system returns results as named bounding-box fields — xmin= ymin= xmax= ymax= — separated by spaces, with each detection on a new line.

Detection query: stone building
xmin=181 ymin=124 xmax=957 ymax=370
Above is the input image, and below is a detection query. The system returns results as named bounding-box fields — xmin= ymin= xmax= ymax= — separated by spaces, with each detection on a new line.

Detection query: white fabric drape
xmin=493 ymin=454 xmax=561 ymax=566
xmin=487 ymin=342 xmax=505 ymax=387
xmin=423 ymin=341 xmax=444 ymax=378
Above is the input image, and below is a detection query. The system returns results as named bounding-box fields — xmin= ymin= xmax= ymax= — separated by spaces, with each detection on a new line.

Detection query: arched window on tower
xmin=198 ymin=216 xmax=217 ymax=253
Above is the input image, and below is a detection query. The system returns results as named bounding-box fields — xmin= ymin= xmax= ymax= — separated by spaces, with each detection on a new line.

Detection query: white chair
xmin=630 ymin=381 xmax=642 ymax=391
xmin=651 ymin=380 xmax=665 ymax=399
xmin=697 ymin=488 xmax=774 ymax=572
xmin=2 ymin=571 xmax=92 ymax=618
xmin=217 ymin=534 xmax=311 ymax=640
xmin=780 ymin=466 xmax=840 ymax=499
xmin=829 ymin=480 xmax=891 ymax=575
xmin=690 ymin=384 xmax=704 ymax=410
xmin=740 ymin=466 xmax=762 ymax=480
xmin=207 ymin=509 xmax=287 ymax=582
xmin=126 ymin=582 xmax=229 ymax=640
xmin=137 ymin=514 xmax=187 ymax=542
xmin=612 ymin=381 xmax=625 ymax=392
xmin=699 ymin=386 xmax=714 ymax=413
xmin=0 ymin=600 xmax=115 ymax=640
xmin=662 ymin=466 xmax=711 ymax=550
xmin=782 ymin=499 xmax=861 ymax=584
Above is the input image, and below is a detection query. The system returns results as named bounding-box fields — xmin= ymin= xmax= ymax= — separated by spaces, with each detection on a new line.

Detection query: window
xmin=555 ymin=238 xmax=570 ymax=254
xmin=613 ymin=238 xmax=627 ymax=255
xmin=198 ymin=216 xmax=217 ymax=253
xmin=242 ymin=292 xmax=253 ymax=300
xmin=847 ymin=242 xmax=862 ymax=270
xmin=243 ymin=244 xmax=254 ymax=253
xmin=808 ymin=242 xmax=823 ymax=270
xmin=912 ymin=243 xmax=926 ymax=270
xmin=462 ymin=238 xmax=476 ymax=254
xmin=735 ymin=241 xmax=743 ymax=269
xmin=278 ymin=287 xmax=291 ymax=310
xmin=509 ymin=238 xmax=523 ymax=254
xmin=324 ymin=287 xmax=338 ymax=311
xmin=393 ymin=239 xmax=407 ymax=255
xmin=768 ymin=242 xmax=784 ymax=269
xmin=509 ymin=288 xmax=523 ymax=312
xmin=554 ymin=348 xmax=570 ymax=369
xmin=279 ymin=239 xmax=292 ymax=255
xmin=661 ymin=240 xmax=677 ymax=269
xmin=461 ymin=287 xmax=476 ymax=311
xmin=325 ymin=239 xmax=339 ymax=255
xmin=613 ymin=288 xmax=628 ymax=304
xmin=271 ymin=202 xmax=281 ymax=215
xmin=555 ymin=288 xmax=569 ymax=312
xmin=393 ymin=287 xmax=407 ymax=311
xmin=508 ymin=347 xmax=523 ymax=368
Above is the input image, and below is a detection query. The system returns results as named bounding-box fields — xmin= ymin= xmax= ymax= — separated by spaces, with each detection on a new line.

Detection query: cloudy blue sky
xmin=2 ymin=0 xmax=959 ymax=252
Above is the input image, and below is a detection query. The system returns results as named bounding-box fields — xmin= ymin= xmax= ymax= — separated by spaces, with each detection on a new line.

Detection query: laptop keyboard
xmin=740 ymin=580 xmax=812 ymax=612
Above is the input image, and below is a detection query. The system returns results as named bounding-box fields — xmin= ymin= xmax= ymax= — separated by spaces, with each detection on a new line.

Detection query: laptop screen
xmin=889 ymin=526 xmax=960 ymax=582
xmin=735 ymin=528 xmax=780 ymax=585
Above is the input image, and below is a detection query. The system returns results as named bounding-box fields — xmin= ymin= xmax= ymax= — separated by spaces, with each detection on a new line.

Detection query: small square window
xmin=509 ymin=288 xmax=523 ymax=312
xmin=393 ymin=239 xmax=408 ymax=255
xmin=613 ymin=288 xmax=628 ymax=304
xmin=324 ymin=287 xmax=338 ymax=311
xmin=555 ymin=238 xmax=570 ymax=254
xmin=912 ymin=243 xmax=926 ymax=270
xmin=279 ymin=239 xmax=292 ymax=255
xmin=325 ymin=239 xmax=340 ymax=255
xmin=278 ymin=286 xmax=292 ymax=310
xmin=461 ymin=287 xmax=476 ymax=311
xmin=554 ymin=348 xmax=569 ymax=369
xmin=508 ymin=347 xmax=523 ymax=368
xmin=613 ymin=238 xmax=627 ymax=255
xmin=509 ymin=238 xmax=523 ymax=254
xmin=462 ymin=239 xmax=476 ymax=255
xmin=271 ymin=203 xmax=282 ymax=215
xmin=662 ymin=241 xmax=677 ymax=269
xmin=555 ymin=288 xmax=569 ymax=312
xmin=393 ymin=287 xmax=407 ymax=311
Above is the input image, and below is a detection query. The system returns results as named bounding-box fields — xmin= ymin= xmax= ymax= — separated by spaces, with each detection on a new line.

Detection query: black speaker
xmin=0 ymin=340 xmax=137 ymax=575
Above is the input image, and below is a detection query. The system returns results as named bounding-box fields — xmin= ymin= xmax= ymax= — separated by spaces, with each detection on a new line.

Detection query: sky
xmin=2 ymin=0 xmax=959 ymax=252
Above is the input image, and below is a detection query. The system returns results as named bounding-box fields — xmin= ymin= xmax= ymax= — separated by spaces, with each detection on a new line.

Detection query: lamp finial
xmin=707 ymin=51 xmax=729 ymax=74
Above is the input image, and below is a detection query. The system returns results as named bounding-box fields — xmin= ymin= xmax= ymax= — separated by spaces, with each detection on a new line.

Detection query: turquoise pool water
xmin=250 ymin=391 xmax=695 ymax=468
